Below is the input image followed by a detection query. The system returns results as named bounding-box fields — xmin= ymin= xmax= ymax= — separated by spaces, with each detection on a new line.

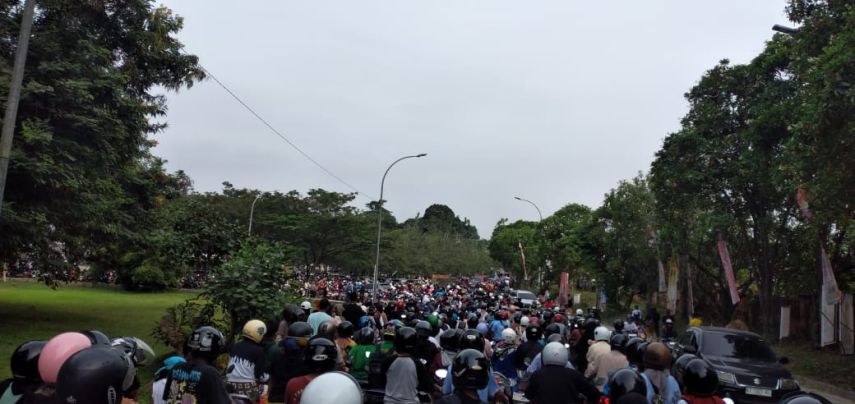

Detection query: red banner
xmin=558 ymin=272 xmax=569 ymax=306
xmin=716 ymin=237 xmax=741 ymax=305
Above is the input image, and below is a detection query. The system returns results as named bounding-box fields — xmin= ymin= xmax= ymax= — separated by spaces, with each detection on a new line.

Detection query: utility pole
xmin=0 ymin=0 xmax=37 ymax=217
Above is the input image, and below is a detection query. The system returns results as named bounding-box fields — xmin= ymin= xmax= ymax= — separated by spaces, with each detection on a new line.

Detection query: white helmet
xmin=520 ymin=316 xmax=530 ymax=326
xmin=501 ymin=328 xmax=516 ymax=344
xmin=301 ymin=301 xmax=312 ymax=310
xmin=300 ymin=371 xmax=362 ymax=404
xmin=541 ymin=342 xmax=568 ymax=366
xmin=576 ymin=309 xmax=584 ymax=316
xmin=594 ymin=326 xmax=611 ymax=341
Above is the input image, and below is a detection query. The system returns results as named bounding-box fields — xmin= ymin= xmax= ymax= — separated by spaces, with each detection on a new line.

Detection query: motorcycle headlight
xmin=716 ymin=371 xmax=737 ymax=386
xmin=779 ymin=378 xmax=798 ymax=390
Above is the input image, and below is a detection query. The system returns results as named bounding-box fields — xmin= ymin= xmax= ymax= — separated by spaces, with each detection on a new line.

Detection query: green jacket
xmin=349 ymin=344 xmax=377 ymax=381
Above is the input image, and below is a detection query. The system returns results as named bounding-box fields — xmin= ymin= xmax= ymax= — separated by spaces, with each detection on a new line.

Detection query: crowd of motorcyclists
xmin=0 ymin=275 xmax=835 ymax=403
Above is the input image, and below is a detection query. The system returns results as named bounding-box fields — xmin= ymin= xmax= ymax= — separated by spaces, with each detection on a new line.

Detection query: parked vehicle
xmin=511 ymin=290 xmax=537 ymax=307
xmin=672 ymin=327 xmax=799 ymax=403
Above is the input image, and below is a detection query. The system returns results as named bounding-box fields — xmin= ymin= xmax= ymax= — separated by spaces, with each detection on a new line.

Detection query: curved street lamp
xmin=248 ymin=195 xmax=262 ymax=236
xmin=372 ymin=153 xmax=427 ymax=301
xmin=514 ymin=195 xmax=548 ymax=288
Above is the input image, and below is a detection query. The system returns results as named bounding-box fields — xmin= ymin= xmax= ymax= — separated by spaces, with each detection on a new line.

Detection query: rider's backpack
xmin=367 ymin=342 xmax=389 ymax=387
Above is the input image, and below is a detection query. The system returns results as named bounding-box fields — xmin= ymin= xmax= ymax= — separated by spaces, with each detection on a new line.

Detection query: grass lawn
xmin=772 ymin=338 xmax=855 ymax=391
xmin=0 ymin=279 xmax=196 ymax=401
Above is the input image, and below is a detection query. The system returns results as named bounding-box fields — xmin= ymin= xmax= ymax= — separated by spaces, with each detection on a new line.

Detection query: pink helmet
xmin=38 ymin=332 xmax=91 ymax=383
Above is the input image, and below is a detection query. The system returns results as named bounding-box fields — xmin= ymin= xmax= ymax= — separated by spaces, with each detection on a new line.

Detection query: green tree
xmin=205 ymin=242 xmax=290 ymax=342
xmin=0 ymin=0 xmax=203 ymax=281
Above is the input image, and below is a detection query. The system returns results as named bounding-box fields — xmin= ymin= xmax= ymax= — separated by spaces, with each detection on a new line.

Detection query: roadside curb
xmin=795 ymin=375 xmax=855 ymax=402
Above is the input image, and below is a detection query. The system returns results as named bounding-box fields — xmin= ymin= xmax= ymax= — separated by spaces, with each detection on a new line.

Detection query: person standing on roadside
xmin=307 ymin=299 xmax=333 ymax=336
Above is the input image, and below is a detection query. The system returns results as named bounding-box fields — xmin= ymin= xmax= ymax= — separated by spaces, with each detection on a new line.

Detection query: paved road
xmin=797 ymin=377 xmax=855 ymax=404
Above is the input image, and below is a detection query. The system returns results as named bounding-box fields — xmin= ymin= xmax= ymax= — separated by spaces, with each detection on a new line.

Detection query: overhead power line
xmin=198 ymin=65 xmax=373 ymax=200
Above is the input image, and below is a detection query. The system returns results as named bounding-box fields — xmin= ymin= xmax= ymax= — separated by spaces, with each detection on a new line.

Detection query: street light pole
xmin=514 ymin=196 xmax=547 ymax=288
xmin=372 ymin=153 xmax=427 ymax=301
xmin=248 ymin=195 xmax=262 ymax=236
xmin=514 ymin=196 xmax=543 ymax=221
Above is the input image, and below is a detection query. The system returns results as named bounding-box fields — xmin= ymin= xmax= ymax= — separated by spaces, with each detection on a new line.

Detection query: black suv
xmin=672 ymin=327 xmax=799 ymax=403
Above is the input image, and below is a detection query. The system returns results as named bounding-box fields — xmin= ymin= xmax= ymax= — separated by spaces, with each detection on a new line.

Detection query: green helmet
xmin=427 ymin=314 xmax=439 ymax=327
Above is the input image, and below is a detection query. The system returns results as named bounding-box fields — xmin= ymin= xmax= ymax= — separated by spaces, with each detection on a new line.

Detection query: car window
xmin=701 ymin=331 xmax=777 ymax=361
xmin=518 ymin=292 xmax=536 ymax=300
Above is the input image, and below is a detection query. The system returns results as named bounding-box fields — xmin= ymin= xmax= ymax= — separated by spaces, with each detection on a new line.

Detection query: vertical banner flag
xmin=558 ymin=272 xmax=569 ymax=307
xmin=667 ymin=259 xmax=679 ymax=312
xmin=657 ymin=260 xmax=667 ymax=293
xmin=716 ymin=236 xmax=741 ymax=304
xmin=820 ymin=246 xmax=842 ymax=347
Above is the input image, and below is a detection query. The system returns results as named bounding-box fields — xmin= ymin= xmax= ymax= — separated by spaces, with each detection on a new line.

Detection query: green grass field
xmin=0 ymin=279 xmax=195 ymax=400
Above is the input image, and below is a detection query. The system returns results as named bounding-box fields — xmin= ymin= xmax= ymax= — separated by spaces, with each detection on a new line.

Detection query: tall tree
xmin=0 ymin=0 xmax=203 ymax=280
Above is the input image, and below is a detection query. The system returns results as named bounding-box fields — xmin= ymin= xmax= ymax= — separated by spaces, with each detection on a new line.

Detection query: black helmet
xmin=631 ymin=342 xmax=649 ymax=370
xmin=356 ymin=327 xmax=375 ymax=345
xmin=452 ymin=349 xmax=489 ymax=390
xmin=440 ymin=329 xmax=461 ymax=352
xmin=415 ymin=320 xmax=432 ymax=340
xmin=607 ymin=368 xmax=647 ymax=403
xmin=458 ymin=329 xmax=484 ymax=352
xmin=395 ymin=327 xmax=418 ymax=354
xmin=56 ymin=346 xmax=134 ymax=404
xmin=305 ymin=337 xmax=338 ymax=373
xmin=281 ymin=303 xmax=303 ymax=323
xmin=187 ymin=326 xmax=224 ymax=360
xmin=317 ymin=320 xmax=336 ymax=340
xmin=11 ymin=340 xmax=46 ymax=382
xmin=609 ymin=333 xmax=629 ymax=353
xmin=543 ymin=323 xmax=562 ymax=339
xmin=625 ymin=337 xmax=644 ymax=366
xmin=542 ymin=310 xmax=555 ymax=323
xmin=672 ymin=353 xmax=698 ymax=387
xmin=288 ymin=321 xmax=312 ymax=338
xmin=613 ymin=319 xmax=625 ymax=332
xmin=337 ymin=321 xmax=355 ymax=339
xmin=525 ymin=325 xmax=542 ymax=341
xmin=81 ymin=330 xmax=111 ymax=346
xmin=681 ymin=358 xmax=718 ymax=396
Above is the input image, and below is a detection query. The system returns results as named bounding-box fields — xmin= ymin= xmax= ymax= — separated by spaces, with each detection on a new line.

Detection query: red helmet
xmin=553 ymin=313 xmax=566 ymax=324
xmin=396 ymin=300 xmax=405 ymax=309
xmin=499 ymin=310 xmax=509 ymax=320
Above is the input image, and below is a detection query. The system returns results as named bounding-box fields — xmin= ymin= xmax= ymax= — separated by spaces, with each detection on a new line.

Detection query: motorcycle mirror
xmin=435 ymin=369 xmax=448 ymax=379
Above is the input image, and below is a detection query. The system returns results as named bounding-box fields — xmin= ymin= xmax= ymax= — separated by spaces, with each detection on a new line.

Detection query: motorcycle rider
xmin=226 ymin=319 xmax=270 ymax=401
xmin=285 ymin=337 xmax=338 ymax=404
xmin=269 ymin=321 xmax=311 ymax=402
xmin=587 ymin=332 xmax=630 ymax=391
xmin=678 ymin=358 xmax=725 ymax=404
xmin=584 ymin=326 xmax=612 ymax=380
xmin=491 ymin=328 xmax=518 ymax=382
xmin=662 ymin=318 xmax=677 ymax=340
xmin=607 ymin=368 xmax=648 ymax=403
xmin=348 ymin=327 xmax=378 ymax=383
xmin=0 ymin=340 xmax=45 ymax=403
xmin=381 ymin=327 xmax=433 ymax=404
xmin=435 ymin=349 xmax=490 ymax=404
xmin=298 ymin=371 xmax=363 ymax=404
xmin=514 ymin=325 xmax=543 ymax=372
xmin=641 ymin=342 xmax=682 ymax=404
xmin=163 ymin=326 xmax=231 ymax=403
xmin=442 ymin=330 xmax=505 ymax=403
xmin=524 ymin=342 xmax=600 ymax=404
xmin=54 ymin=345 xmax=136 ymax=404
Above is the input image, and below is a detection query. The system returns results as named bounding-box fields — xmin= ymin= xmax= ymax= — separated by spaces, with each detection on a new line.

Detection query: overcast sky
xmin=153 ymin=1 xmax=788 ymax=238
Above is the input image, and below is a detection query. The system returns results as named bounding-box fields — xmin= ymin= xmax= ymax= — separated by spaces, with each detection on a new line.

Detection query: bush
xmin=131 ymin=262 xmax=170 ymax=291
xmin=205 ymin=242 xmax=290 ymax=342
xmin=151 ymin=296 xmax=228 ymax=354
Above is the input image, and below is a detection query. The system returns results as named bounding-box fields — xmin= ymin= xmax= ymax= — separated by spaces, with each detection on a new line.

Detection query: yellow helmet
xmin=242 ymin=319 xmax=267 ymax=343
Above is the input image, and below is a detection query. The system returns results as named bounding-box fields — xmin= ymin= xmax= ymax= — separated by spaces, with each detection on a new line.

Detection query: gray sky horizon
xmin=153 ymin=1 xmax=788 ymax=238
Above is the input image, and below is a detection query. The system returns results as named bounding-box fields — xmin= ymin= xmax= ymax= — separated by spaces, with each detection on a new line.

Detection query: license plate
xmin=745 ymin=387 xmax=772 ymax=397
